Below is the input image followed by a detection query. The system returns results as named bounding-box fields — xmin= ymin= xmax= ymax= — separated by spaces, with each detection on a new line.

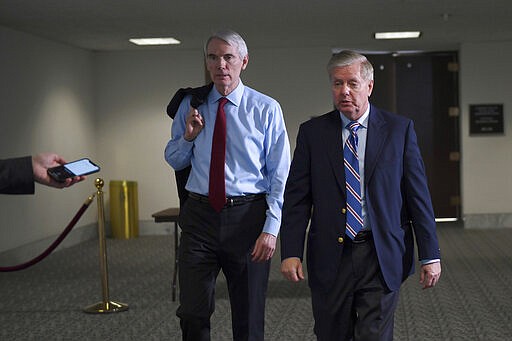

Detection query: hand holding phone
xmin=47 ymin=158 xmax=100 ymax=183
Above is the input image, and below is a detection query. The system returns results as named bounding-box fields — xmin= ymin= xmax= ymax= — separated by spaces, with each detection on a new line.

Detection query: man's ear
xmin=241 ymin=54 xmax=249 ymax=70
xmin=367 ymin=79 xmax=374 ymax=97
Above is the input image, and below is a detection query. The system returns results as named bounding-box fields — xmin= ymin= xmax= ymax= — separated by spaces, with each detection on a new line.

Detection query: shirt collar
xmin=339 ymin=104 xmax=370 ymax=129
xmin=210 ymin=81 xmax=244 ymax=107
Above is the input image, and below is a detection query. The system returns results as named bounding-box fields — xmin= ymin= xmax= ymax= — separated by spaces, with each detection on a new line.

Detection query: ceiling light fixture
xmin=129 ymin=37 xmax=181 ymax=45
xmin=374 ymin=31 xmax=421 ymax=40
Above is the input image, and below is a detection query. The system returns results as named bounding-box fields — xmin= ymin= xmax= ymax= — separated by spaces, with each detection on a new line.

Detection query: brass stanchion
xmin=84 ymin=178 xmax=129 ymax=314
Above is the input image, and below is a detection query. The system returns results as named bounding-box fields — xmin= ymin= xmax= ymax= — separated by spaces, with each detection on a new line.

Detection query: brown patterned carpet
xmin=1 ymin=224 xmax=512 ymax=340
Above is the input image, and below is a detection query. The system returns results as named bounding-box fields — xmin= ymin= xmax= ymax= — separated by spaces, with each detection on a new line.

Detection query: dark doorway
xmin=366 ymin=52 xmax=460 ymax=220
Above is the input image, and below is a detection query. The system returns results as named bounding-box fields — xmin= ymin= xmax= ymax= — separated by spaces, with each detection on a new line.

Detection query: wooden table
xmin=151 ymin=207 xmax=180 ymax=301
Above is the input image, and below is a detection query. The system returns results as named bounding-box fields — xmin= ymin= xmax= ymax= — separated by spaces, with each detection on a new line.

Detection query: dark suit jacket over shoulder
xmin=166 ymin=83 xmax=213 ymax=207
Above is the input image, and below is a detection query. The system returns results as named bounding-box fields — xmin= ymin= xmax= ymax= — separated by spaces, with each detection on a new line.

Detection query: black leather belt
xmin=188 ymin=192 xmax=266 ymax=208
xmin=352 ymin=230 xmax=373 ymax=243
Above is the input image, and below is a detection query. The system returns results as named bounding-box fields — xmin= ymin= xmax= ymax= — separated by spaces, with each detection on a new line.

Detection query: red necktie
xmin=209 ymin=97 xmax=228 ymax=212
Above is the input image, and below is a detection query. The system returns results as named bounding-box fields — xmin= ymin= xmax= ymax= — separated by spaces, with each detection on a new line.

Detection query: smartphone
xmin=47 ymin=158 xmax=100 ymax=182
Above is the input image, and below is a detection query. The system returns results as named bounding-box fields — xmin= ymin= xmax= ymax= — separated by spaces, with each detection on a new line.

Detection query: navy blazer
xmin=280 ymin=105 xmax=440 ymax=293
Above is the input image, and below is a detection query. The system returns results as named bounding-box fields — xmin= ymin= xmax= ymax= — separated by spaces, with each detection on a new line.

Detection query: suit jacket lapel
xmin=323 ymin=111 xmax=346 ymax=194
xmin=365 ymin=105 xmax=388 ymax=185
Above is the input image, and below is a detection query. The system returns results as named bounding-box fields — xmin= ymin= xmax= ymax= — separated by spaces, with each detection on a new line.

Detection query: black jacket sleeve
xmin=0 ymin=156 xmax=35 ymax=194
xmin=165 ymin=83 xmax=213 ymax=207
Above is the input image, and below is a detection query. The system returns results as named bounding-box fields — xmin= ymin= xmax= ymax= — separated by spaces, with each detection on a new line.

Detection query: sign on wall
xmin=469 ymin=104 xmax=504 ymax=135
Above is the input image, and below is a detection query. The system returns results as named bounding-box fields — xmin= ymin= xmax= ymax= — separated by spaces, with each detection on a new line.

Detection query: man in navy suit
xmin=280 ymin=50 xmax=441 ymax=340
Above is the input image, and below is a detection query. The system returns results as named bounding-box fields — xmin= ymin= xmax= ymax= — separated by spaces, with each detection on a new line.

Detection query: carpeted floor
xmin=1 ymin=224 xmax=512 ymax=340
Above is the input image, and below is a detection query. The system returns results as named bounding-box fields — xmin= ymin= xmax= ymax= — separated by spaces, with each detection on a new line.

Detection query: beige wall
xmin=460 ymin=42 xmax=512 ymax=227
xmin=0 ymin=26 xmax=97 ymax=253
xmin=2 ymin=25 xmax=512 ymax=254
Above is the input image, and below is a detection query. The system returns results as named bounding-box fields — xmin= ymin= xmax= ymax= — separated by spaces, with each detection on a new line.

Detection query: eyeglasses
xmin=206 ymin=53 xmax=240 ymax=65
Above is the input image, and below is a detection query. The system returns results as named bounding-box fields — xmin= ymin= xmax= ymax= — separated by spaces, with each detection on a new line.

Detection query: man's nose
xmin=340 ymin=84 xmax=350 ymax=94
xmin=217 ymin=57 xmax=227 ymax=68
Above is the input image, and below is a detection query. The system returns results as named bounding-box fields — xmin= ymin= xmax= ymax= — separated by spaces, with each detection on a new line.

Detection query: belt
xmin=188 ymin=192 xmax=266 ymax=208
xmin=351 ymin=230 xmax=373 ymax=244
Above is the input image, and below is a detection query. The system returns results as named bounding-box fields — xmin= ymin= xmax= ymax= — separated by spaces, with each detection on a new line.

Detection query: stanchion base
xmin=83 ymin=300 xmax=129 ymax=314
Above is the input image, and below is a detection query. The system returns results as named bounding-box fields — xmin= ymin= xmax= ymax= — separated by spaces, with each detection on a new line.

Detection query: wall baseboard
xmin=0 ymin=220 xmax=176 ymax=266
xmin=0 ymin=223 xmax=97 ymax=266
xmin=3 ymin=213 xmax=511 ymax=266
xmin=138 ymin=220 xmax=175 ymax=236
xmin=463 ymin=213 xmax=512 ymax=229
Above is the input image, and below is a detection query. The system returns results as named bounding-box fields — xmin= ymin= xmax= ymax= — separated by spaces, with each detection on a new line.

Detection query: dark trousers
xmin=176 ymin=196 xmax=270 ymax=341
xmin=311 ymin=238 xmax=399 ymax=341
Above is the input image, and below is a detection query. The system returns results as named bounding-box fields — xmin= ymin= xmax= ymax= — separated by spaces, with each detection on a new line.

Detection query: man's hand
xmin=251 ymin=232 xmax=277 ymax=262
xmin=184 ymin=106 xmax=204 ymax=141
xmin=419 ymin=261 xmax=441 ymax=289
xmin=32 ymin=153 xmax=85 ymax=189
xmin=281 ymin=257 xmax=304 ymax=282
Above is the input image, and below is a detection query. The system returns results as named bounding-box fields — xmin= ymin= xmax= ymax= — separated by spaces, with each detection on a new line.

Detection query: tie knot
xmin=218 ymin=97 xmax=228 ymax=108
xmin=346 ymin=121 xmax=360 ymax=135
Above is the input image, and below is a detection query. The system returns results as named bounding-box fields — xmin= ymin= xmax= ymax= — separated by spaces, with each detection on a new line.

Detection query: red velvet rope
xmin=0 ymin=194 xmax=95 ymax=272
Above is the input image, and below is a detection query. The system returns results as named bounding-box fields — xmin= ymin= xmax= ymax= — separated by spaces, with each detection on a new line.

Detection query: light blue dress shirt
xmin=165 ymin=81 xmax=291 ymax=236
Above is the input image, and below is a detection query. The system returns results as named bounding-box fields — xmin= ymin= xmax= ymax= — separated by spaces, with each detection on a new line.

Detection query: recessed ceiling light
xmin=374 ymin=31 xmax=421 ymax=40
xmin=129 ymin=37 xmax=181 ymax=45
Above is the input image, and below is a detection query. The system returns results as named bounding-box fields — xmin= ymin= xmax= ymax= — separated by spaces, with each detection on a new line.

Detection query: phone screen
xmin=47 ymin=158 xmax=100 ymax=182
xmin=64 ymin=159 xmax=99 ymax=176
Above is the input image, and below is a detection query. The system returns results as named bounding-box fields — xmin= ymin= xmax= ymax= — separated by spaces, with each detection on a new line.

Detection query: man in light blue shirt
xmin=165 ymin=29 xmax=290 ymax=341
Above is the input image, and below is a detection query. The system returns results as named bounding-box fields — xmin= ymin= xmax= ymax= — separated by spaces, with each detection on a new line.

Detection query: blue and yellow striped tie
xmin=344 ymin=121 xmax=363 ymax=240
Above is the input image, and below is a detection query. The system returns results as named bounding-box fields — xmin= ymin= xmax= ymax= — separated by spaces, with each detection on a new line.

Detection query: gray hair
xmin=204 ymin=29 xmax=248 ymax=59
xmin=327 ymin=50 xmax=374 ymax=81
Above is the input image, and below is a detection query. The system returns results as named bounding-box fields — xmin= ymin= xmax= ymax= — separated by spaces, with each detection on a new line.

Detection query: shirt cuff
xmin=420 ymin=259 xmax=440 ymax=265
xmin=263 ymin=217 xmax=280 ymax=237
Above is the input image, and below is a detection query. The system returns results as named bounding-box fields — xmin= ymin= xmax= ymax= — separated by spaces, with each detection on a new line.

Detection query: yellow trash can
xmin=109 ymin=180 xmax=139 ymax=239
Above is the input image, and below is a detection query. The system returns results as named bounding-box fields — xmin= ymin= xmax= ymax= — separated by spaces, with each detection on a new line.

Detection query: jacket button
xmin=341 ymin=208 xmax=347 ymax=214
xmin=338 ymin=236 xmax=344 ymax=243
